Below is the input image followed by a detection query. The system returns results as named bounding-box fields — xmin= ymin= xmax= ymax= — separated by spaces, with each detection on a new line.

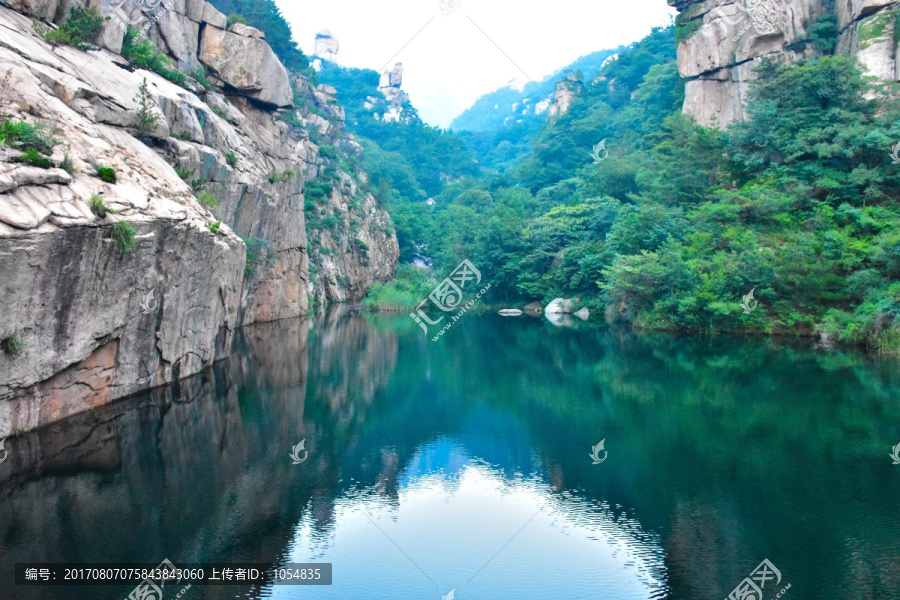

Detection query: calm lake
xmin=2 ymin=309 xmax=900 ymax=599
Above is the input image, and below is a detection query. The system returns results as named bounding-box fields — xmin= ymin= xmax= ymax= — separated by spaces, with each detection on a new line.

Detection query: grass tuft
xmin=111 ymin=220 xmax=137 ymax=255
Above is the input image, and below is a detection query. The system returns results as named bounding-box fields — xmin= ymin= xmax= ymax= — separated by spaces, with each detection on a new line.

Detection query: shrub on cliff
xmin=0 ymin=332 xmax=28 ymax=358
xmin=121 ymin=28 xmax=188 ymax=87
xmin=35 ymin=7 xmax=106 ymax=49
xmin=0 ymin=119 xmax=57 ymax=155
xmin=111 ymin=220 xmax=137 ymax=255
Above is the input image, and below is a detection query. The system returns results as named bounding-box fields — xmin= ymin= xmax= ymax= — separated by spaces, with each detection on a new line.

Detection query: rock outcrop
xmin=295 ymin=83 xmax=399 ymax=308
xmin=547 ymin=73 xmax=583 ymax=118
xmin=670 ymin=0 xmax=900 ymax=127
xmin=365 ymin=62 xmax=411 ymax=124
xmin=0 ymin=0 xmax=398 ymax=437
xmin=312 ymin=29 xmax=339 ymax=66
xmin=199 ymin=24 xmax=292 ymax=108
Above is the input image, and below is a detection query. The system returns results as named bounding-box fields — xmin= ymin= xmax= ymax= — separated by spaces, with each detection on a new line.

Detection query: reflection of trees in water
xmin=405 ymin=318 xmax=900 ymax=598
xmin=1 ymin=314 xmax=899 ymax=598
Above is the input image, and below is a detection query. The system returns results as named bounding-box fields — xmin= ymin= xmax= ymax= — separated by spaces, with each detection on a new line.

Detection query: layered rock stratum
xmin=670 ymin=0 xmax=900 ymax=126
xmin=0 ymin=0 xmax=397 ymax=437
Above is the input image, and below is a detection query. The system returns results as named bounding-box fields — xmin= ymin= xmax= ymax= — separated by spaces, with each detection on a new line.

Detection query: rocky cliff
xmin=670 ymin=0 xmax=900 ymax=126
xmin=0 ymin=0 xmax=397 ymax=438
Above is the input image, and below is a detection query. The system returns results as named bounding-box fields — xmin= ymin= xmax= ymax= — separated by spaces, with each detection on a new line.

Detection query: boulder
xmin=199 ymin=25 xmax=293 ymax=108
xmin=574 ymin=307 xmax=590 ymax=321
xmin=228 ymin=22 xmax=265 ymax=39
xmin=544 ymin=298 xmax=575 ymax=314
xmin=523 ymin=301 xmax=543 ymax=312
xmin=200 ymin=1 xmax=227 ymax=29
xmin=498 ymin=309 xmax=523 ymax=316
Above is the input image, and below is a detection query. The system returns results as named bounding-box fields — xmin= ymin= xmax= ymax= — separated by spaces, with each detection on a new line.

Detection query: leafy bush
xmin=283 ymin=168 xmax=296 ymax=179
xmin=175 ymin=167 xmax=195 ymax=179
xmin=362 ymin=266 xmax=432 ymax=311
xmin=305 ymin=178 xmax=333 ymax=202
xmin=242 ymin=236 xmax=270 ymax=278
xmin=269 ymin=172 xmax=282 ymax=184
xmin=191 ymin=178 xmax=207 ymax=192
xmin=89 ymin=193 xmax=114 ymax=218
xmin=205 ymin=220 xmax=222 ymax=234
xmin=197 ymin=192 xmax=218 ymax=209
xmin=0 ymin=119 xmax=56 ymax=154
xmin=36 ymin=6 xmax=106 ymax=49
xmin=96 ymin=165 xmax=117 ymax=183
xmin=227 ymin=14 xmax=247 ymax=27
xmin=0 ymin=332 xmax=27 ymax=357
xmin=121 ymin=27 xmax=188 ymax=87
xmin=22 ymin=148 xmax=52 ymax=168
xmin=174 ymin=131 xmax=194 ymax=142
xmin=111 ymin=220 xmax=137 ymax=255
xmin=225 ymin=152 xmax=238 ymax=167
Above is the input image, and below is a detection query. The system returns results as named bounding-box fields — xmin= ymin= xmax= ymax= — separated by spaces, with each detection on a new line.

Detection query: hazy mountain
xmin=450 ymin=47 xmax=625 ymax=133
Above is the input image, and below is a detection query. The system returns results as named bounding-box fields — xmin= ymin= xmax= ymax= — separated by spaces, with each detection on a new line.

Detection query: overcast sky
xmin=276 ymin=0 xmax=675 ymax=128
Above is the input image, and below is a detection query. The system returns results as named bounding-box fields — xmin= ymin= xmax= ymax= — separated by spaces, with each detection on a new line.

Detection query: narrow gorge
xmin=0 ymin=0 xmax=397 ymax=438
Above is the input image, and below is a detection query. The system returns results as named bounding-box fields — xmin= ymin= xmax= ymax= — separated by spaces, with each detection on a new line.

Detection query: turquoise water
xmin=2 ymin=309 xmax=900 ymax=599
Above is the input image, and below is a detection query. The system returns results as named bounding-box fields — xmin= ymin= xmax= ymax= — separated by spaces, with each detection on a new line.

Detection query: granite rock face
xmin=199 ymin=24 xmax=292 ymax=108
xmin=670 ymin=0 xmax=900 ymax=126
xmin=0 ymin=0 xmax=398 ymax=437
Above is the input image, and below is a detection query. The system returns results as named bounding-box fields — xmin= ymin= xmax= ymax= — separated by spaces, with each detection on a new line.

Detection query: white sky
xmin=276 ymin=0 xmax=676 ymax=128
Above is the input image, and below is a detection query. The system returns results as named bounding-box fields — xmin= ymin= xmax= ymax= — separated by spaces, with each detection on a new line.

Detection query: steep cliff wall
xmin=670 ymin=0 xmax=900 ymax=126
xmin=0 ymin=0 xmax=397 ymax=437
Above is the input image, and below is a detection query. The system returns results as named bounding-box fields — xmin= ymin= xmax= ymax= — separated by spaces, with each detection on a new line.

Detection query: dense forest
xmin=214 ymin=1 xmax=900 ymax=353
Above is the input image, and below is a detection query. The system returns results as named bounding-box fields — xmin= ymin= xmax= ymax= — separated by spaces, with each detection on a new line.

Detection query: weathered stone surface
xmin=199 ymin=25 xmax=293 ymax=108
xmin=156 ymin=7 xmax=202 ymax=71
xmin=200 ymin=1 xmax=226 ymax=28
xmin=228 ymin=22 xmax=265 ymax=39
xmin=0 ymin=1 xmax=398 ymax=436
xmin=548 ymin=75 xmax=581 ymax=118
xmin=670 ymin=0 xmax=900 ymax=126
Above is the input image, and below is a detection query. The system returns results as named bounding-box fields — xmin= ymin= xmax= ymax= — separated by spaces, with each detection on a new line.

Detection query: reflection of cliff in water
xmin=0 ymin=318 xmax=315 ymax=600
